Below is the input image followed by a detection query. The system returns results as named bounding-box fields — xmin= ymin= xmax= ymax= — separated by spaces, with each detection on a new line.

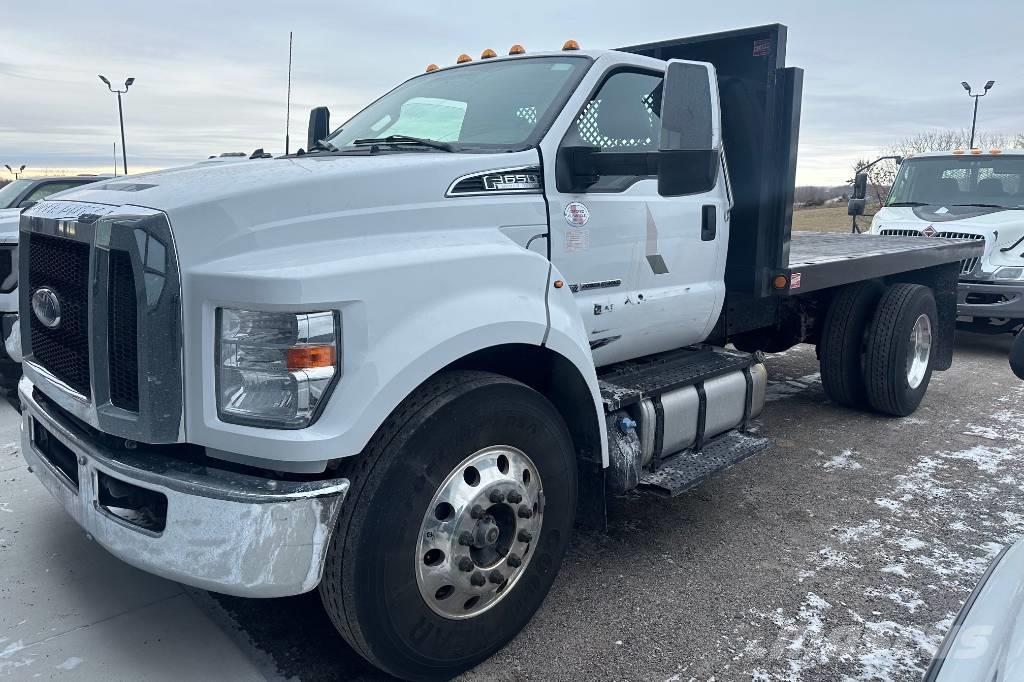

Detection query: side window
xmin=21 ymin=181 xmax=81 ymax=206
xmin=562 ymin=70 xmax=663 ymax=191
xmin=566 ymin=71 xmax=662 ymax=151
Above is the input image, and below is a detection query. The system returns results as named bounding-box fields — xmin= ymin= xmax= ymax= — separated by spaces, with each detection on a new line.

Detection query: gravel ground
xmin=207 ymin=331 xmax=1021 ymax=681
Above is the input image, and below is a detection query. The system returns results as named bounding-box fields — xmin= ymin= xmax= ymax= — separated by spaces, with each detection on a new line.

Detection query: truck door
xmin=544 ymin=64 xmax=727 ymax=366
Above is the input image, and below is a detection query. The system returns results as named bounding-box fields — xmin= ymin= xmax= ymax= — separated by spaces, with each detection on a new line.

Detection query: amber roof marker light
xmin=562 ymin=39 xmax=580 ymax=51
xmin=456 ymin=53 xmax=472 ymax=64
xmin=425 ymin=63 xmax=439 ymax=72
xmin=509 ymin=44 xmax=526 ymax=55
xmin=481 ymin=48 xmax=497 ymax=59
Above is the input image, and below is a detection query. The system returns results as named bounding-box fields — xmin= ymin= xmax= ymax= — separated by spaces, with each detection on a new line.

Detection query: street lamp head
xmin=3 ymin=165 xmax=10 ymax=174
xmin=961 ymin=81 xmax=971 ymax=92
xmin=984 ymin=80 xmax=995 ymax=91
xmin=98 ymin=74 xmax=111 ymax=87
xmin=19 ymin=165 xmax=25 ymax=172
xmin=124 ymin=77 xmax=135 ymax=88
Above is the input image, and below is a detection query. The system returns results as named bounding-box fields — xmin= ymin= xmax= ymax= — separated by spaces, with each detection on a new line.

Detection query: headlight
xmin=217 ymin=309 xmax=339 ymax=428
xmin=995 ymin=267 xmax=1024 ymax=280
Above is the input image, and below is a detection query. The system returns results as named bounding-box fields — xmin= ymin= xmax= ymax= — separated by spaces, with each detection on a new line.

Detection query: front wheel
xmin=320 ymin=371 xmax=577 ymax=681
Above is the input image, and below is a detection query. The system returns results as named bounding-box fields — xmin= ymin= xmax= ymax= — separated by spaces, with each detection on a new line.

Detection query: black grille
xmin=28 ymin=233 xmax=91 ymax=397
xmin=108 ymin=250 xmax=139 ymax=411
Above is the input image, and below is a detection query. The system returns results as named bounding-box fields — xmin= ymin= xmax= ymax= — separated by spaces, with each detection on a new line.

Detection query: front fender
xmin=182 ymin=230 xmax=604 ymax=468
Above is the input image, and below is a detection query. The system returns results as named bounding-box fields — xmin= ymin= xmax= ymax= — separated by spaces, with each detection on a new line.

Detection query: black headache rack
xmin=622 ymin=24 xmax=801 ymax=299
xmin=621 ymin=25 xmax=984 ymax=303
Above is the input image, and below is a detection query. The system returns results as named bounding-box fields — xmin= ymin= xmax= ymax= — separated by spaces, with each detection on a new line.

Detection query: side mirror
xmin=307 ymin=107 xmax=331 ymax=151
xmin=657 ymin=60 xmax=721 ymax=197
xmin=847 ymin=198 xmax=866 ymax=216
xmin=852 ymin=171 xmax=868 ymax=200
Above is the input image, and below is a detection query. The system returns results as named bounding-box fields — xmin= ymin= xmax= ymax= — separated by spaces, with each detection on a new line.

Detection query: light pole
xmin=4 ymin=165 xmax=26 ymax=180
xmin=98 ymin=75 xmax=135 ymax=175
xmin=961 ymin=80 xmax=995 ymax=149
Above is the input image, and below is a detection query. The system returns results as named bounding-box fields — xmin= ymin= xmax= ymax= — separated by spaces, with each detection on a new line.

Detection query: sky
xmin=0 ymin=0 xmax=1019 ymax=186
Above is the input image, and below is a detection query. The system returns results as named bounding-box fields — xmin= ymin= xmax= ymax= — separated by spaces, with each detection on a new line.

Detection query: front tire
xmin=320 ymin=371 xmax=577 ymax=681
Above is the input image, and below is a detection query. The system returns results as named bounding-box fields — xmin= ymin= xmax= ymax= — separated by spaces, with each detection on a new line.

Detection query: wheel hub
xmin=416 ymin=445 xmax=543 ymax=620
xmin=906 ymin=313 xmax=932 ymax=389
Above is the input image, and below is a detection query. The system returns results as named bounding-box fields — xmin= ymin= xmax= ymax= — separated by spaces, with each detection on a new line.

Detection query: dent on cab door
xmin=544 ymin=67 xmax=727 ymax=367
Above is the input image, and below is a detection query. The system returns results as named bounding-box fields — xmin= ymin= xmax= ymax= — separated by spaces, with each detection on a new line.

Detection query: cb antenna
xmin=285 ymin=31 xmax=293 ymax=155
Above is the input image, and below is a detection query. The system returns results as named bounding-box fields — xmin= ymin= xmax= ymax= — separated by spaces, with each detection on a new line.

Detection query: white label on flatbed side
xmin=791 ymin=272 xmax=802 ymax=290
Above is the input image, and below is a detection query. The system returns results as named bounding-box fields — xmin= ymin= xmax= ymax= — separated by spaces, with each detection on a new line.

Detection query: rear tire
xmin=319 ymin=370 xmax=577 ymax=681
xmin=864 ymin=284 xmax=937 ymax=416
xmin=819 ymin=281 xmax=883 ymax=409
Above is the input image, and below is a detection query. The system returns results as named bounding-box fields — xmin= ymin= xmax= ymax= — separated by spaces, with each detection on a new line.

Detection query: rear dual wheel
xmin=819 ymin=282 xmax=937 ymax=416
xmin=319 ymin=371 xmax=576 ymax=682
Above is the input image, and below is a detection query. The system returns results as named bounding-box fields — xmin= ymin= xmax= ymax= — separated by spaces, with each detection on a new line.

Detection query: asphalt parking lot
xmin=2 ymin=330 xmax=1021 ymax=681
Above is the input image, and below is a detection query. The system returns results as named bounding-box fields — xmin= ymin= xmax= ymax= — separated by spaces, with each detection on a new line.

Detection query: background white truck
xmin=868 ymin=150 xmax=1024 ymax=334
xmin=17 ymin=25 xmax=981 ymax=681
xmin=0 ymin=175 xmax=111 ymax=386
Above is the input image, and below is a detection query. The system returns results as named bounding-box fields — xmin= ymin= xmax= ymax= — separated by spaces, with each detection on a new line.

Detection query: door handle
xmin=701 ymin=205 xmax=717 ymax=241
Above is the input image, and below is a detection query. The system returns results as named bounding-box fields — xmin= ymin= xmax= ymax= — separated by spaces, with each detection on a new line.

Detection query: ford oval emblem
xmin=31 ymin=287 xmax=62 ymax=330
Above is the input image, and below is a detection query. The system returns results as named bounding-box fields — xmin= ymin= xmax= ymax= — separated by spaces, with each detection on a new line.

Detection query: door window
xmin=561 ymin=70 xmax=662 ymax=191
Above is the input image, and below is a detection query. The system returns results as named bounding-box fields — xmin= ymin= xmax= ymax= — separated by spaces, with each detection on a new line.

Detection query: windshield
xmin=325 ymin=56 xmax=590 ymax=152
xmin=887 ymin=156 xmax=1024 ymax=209
xmin=0 ymin=179 xmax=32 ymax=209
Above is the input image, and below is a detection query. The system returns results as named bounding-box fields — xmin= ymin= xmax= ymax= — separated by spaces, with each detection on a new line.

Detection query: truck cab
xmin=870 ymin=150 xmax=1024 ymax=333
xmin=15 ymin=26 xmax=979 ymax=682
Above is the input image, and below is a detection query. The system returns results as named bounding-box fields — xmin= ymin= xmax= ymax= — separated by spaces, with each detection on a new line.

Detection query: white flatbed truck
xmin=17 ymin=25 xmax=981 ymax=681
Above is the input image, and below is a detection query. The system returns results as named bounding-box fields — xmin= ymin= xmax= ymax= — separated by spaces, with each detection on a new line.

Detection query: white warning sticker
xmin=564 ymin=201 xmax=590 ymax=227
xmin=790 ymin=272 xmax=802 ymax=290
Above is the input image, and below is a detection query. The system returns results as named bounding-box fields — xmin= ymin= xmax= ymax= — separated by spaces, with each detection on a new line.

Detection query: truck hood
xmin=45 ymin=150 xmax=542 ymax=261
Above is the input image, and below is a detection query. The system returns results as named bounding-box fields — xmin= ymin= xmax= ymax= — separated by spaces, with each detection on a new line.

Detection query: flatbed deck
xmin=785 ymin=232 xmax=984 ymax=294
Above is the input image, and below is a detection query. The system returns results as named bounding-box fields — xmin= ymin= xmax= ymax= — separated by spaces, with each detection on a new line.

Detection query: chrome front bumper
xmin=19 ymin=378 xmax=350 ymax=598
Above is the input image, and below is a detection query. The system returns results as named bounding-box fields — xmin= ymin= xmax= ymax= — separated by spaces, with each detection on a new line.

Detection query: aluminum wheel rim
xmin=416 ymin=445 xmax=543 ymax=620
xmin=906 ymin=314 xmax=932 ymax=389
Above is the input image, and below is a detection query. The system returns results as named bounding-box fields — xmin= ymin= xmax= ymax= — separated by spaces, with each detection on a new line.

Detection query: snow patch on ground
xmin=731 ymin=431 xmax=1024 ymax=679
xmin=824 ymin=449 xmax=863 ymax=471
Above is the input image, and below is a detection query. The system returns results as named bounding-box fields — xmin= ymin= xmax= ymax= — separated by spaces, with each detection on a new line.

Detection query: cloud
xmin=0 ymin=0 xmax=1016 ymax=184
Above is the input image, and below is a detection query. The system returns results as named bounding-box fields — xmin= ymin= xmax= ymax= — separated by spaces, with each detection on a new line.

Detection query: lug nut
xmin=517 ymin=504 xmax=533 ymax=519
xmin=517 ymin=529 xmax=533 ymax=543
xmin=458 ymin=557 xmax=474 ymax=572
xmin=470 ymin=504 xmax=485 ymax=519
xmin=470 ymin=571 xmax=486 ymax=587
xmin=507 ymin=553 xmax=522 ymax=568
xmin=458 ymin=531 xmax=474 ymax=546
xmin=488 ymin=570 xmax=504 ymax=584
xmin=507 ymin=491 xmax=522 ymax=504
xmin=489 ymin=490 xmax=505 ymax=503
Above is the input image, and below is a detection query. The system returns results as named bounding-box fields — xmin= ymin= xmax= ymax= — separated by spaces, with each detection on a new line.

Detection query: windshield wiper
xmin=352 ymin=135 xmax=455 ymax=152
xmin=886 ymin=201 xmax=928 ymax=207
xmin=952 ymin=203 xmax=1009 ymax=209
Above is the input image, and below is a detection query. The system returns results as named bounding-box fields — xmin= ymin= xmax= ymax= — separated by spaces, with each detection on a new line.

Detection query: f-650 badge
xmin=483 ymin=173 xmax=541 ymax=191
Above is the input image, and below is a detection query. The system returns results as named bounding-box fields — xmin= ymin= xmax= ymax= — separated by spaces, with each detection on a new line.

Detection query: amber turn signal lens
xmin=562 ymin=39 xmax=580 ymax=50
xmin=287 ymin=345 xmax=337 ymax=371
xmin=481 ymin=48 xmax=497 ymax=59
xmin=773 ymin=275 xmax=789 ymax=290
xmin=509 ymin=44 xmax=526 ymax=55
xmin=425 ymin=63 xmax=439 ymax=72
xmin=456 ymin=53 xmax=472 ymax=64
